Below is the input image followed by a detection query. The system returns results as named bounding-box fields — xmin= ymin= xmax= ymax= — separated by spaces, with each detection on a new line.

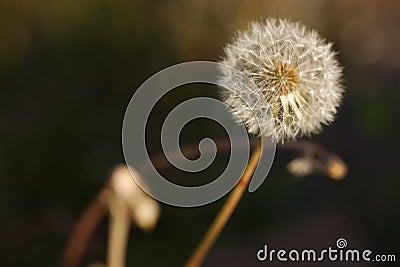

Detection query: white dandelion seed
xmin=219 ymin=18 xmax=344 ymax=143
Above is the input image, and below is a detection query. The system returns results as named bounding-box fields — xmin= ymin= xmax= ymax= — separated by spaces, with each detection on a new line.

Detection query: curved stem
xmin=185 ymin=141 xmax=262 ymax=267
xmin=60 ymin=189 xmax=108 ymax=267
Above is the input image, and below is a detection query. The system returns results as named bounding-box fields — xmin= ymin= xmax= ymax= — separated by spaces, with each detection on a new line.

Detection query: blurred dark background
xmin=0 ymin=0 xmax=399 ymax=266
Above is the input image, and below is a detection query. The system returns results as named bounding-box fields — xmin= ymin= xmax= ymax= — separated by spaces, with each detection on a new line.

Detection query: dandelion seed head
xmin=219 ymin=19 xmax=344 ymax=143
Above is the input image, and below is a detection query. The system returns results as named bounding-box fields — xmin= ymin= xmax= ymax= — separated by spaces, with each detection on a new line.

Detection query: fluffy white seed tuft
xmin=219 ymin=19 xmax=344 ymax=143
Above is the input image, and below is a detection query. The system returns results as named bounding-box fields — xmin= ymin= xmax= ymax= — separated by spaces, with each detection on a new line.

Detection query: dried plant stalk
xmin=185 ymin=141 xmax=262 ymax=267
xmin=60 ymin=189 xmax=108 ymax=267
xmin=106 ymin=193 xmax=131 ymax=267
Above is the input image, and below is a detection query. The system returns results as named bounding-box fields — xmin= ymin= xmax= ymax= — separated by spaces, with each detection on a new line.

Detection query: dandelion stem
xmin=185 ymin=141 xmax=262 ymax=267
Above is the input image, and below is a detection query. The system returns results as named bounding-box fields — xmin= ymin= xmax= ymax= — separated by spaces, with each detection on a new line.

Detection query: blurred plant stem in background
xmin=281 ymin=141 xmax=347 ymax=180
xmin=60 ymin=165 xmax=160 ymax=267
xmin=106 ymin=190 xmax=130 ymax=267
xmin=60 ymin=189 xmax=107 ymax=267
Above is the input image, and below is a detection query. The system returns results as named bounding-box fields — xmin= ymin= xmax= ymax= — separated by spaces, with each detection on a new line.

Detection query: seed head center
xmin=271 ymin=61 xmax=299 ymax=95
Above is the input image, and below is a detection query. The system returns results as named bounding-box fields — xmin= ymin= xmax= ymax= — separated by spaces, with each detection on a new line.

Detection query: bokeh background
xmin=0 ymin=0 xmax=399 ymax=266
